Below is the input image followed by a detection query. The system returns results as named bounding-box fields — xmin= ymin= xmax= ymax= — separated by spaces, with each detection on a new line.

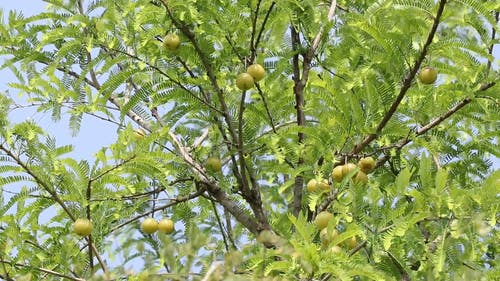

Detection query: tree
xmin=0 ymin=0 xmax=498 ymax=280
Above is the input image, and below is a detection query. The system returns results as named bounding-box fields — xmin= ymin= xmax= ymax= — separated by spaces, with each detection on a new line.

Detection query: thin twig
xmin=0 ymin=261 xmax=85 ymax=281
xmin=108 ymin=189 xmax=205 ymax=233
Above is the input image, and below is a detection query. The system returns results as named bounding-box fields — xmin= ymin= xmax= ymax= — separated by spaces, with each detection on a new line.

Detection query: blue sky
xmin=0 ymin=1 xmax=117 ymax=161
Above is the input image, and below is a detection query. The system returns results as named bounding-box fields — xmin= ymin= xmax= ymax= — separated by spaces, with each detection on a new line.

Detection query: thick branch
xmin=168 ymin=132 xmax=263 ymax=234
xmin=290 ymin=1 xmax=338 ymax=216
xmin=290 ymin=25 xmax=306 ymax=217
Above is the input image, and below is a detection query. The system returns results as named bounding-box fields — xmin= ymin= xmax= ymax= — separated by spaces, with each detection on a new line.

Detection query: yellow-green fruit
xmin=331 ymin=245 xmax=343 ymax=254
xmin=158 ymin=219 xmax=175 ymax=234
xmin=205 ymin=157 xmax=222 ymax=172
xmin=358 ymin=157 xmax=375 ymax=173
xmin=314 ymin=211 xmax=334 ymax=229
xmin=257 ymin=229 xmax=277 ymax=245
xmin=345 ymin=236 xmax=357 ymax=249
xmin=73 ymin=218 xmax=93 ymax=236
xmin=320 ymin=228 xmax=339 ymax=246
xmin=163 ymin=33 xmax=180 ymax=50
xmin=418 ymin=67 xmax=437 ymax=84
xmin=134 ymin=128 xmax=146 ymax=140
xmin=332 ymin=165 xmax=344 ymax=182
xmin=236 ymin=73 xmax=254 ymax=90
xmin=306 ymin=179 xmax=318 ymax=192
xmin=141 ymin=218 xmax=158 ymax=234
xmin=246 ymin=64 xmax=266 ymax=81
xmin=342 ymin=163 xmax=357 ymax=178
xmin=354 ymin=171 xmax=368 ymax=185
xmin=317 ymin=179 xmax=330 ymax=190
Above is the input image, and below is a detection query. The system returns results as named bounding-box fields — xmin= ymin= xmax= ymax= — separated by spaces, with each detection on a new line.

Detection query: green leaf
xmin=434 ymin=168 xmax=448 ymax=193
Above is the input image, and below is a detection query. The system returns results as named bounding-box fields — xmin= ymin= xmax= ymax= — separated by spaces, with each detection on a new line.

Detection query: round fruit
xmin=345 ymin=236 xmax=357 ymax=249
xmin=332 ymin=165 xmax=344 ymax=182
xmin=358 ymin=157 xmax=375 ymax=174
xmin=141 ymin=218 xmax=158 ymax=234
xmin=317 ymin=179 xmax=330 ymax=191
xmin=306 ymin=179 xmax=318 ymax=192
xmin=331 ymin=245 xmax=343 ymax=254
xmin=73 ymin=218 xmax=93 ymax=236
xmin=314 ymin=211 xmax=334 ymax=229
xmin=354 ymin=171 xmax=368 ymax=185
xmin=205 ymin=157 xmax=222 ymax=173
xmin=342 ymin=163 xmax=357 ymax=178
xmin=246 ymin=64 xmax=266 ymax=81
xmin=163 ymin=33 xmax=180 ymax=50
xmin=320 ymin=228 xmax=339 ymax=246
xmin=418 ymin=67 xmax=437 ymax=84
xmin=236 ymin=73 xmax=254 ymax=90
xmin=257 ymin=229 xmax=277 ymax=245
xmin=158 ymin=219 xmax=175 ymax=234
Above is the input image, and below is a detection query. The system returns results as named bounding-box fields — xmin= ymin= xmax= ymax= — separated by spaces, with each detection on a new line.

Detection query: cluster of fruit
xmin=72 ymin=217 xmax=175 ymax=237
xmin=236 ymin=64 xmax=266 ymax=90
xmin=331 ymin=156 xmax=375 ymax=185
xmin=307 ymin=157 xmax=376 ymax=192
xmin=162 ymin=32 xmax=266 ymax=91
xmin=140 ymin=218 xmax=175 ymax=234
xmin=314 ymin=211 xmax=357 ymax=253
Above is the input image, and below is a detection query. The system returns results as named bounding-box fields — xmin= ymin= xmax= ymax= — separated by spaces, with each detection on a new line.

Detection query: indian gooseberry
xmin=314 ymin=211 xmax=334 ymax=230
xmin=418 ymin=67 xmax=437 ymax=84
xmin=141 ymin=218 xmax=158 ymax=234
xmin=246 ymin=64 xmax=266 ymax=81
xmin=236 ymin=73 xmax=254 ymax=90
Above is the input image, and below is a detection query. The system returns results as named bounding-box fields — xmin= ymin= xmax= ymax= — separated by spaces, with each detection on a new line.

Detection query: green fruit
xmin=317 ymin=179 xmax=330 ymax=191
xmin=354 ymin=171 xmax=368 ymax=185
xmin=246 ymin=64 xmax=266 ymax=81
xmin=141 ymin=218 xmax=158 ymax=234
xmin=306 ymin=179 xmax=318 ymax=192
xmin=345 ymin=236 xmax=357 ymax=249
xmin=332 ymin=165 xmax=344 ymax=182
xmin=320 ymin=228 xmax=339 ymax=246
xmin=418 ymin=67 xmax=437 ymax=84
xmin=164 ymin=33 xmax=180 ymax=50
xmin=358 ymin=157 xmax=375 ymax=173
xmin=314 ymin=211 xmax=334 ymax=229
xmin=236 ymin=73 xmax=254 ymax=90
xmin=205 ymin=157 xmax=222 ymax=172
xmin=73 ymin=218 xmax=93 ymax=236
xmin=342 ymin=163 xmax=357 ymax=178
xmin=158 ymin=219 xmax=175 ymax=234
xmin=331 ymin=245 xmax=343 ymax=253
xmin=257 ymin=229 xmax=277 ymax=245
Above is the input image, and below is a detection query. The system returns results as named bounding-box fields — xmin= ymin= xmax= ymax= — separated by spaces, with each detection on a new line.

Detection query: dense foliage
xmin=0 ymin=0 xmax=499 ymax=280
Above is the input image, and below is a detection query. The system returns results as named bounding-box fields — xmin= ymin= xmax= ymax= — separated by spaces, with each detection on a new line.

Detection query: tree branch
xmin=108 ymin=189 xmax=205 ymax=233
xmin=168 ymin=131 xmax=263 ymax=234
xmin=351 ymin=0 xmax=448 ymax=154
xmin=0 ymin=261 xmax=85 ymax=281
xmin=290 ymin=0 xmax=338 ymax=217
xmin=0 ymin=143 xmax=108 ymax=272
